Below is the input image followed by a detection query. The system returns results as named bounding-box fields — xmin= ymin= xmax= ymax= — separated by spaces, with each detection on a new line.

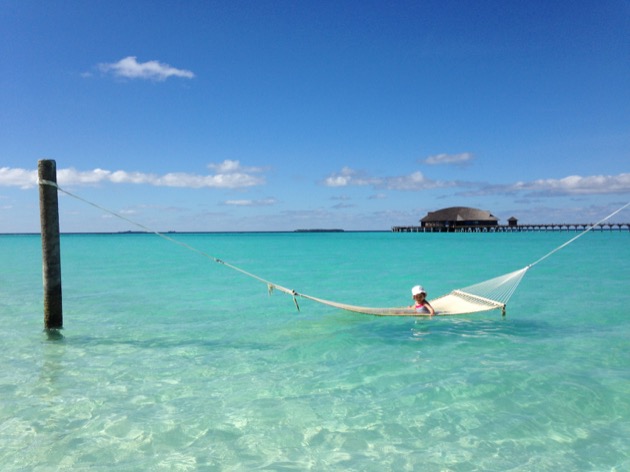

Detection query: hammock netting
xmin=39 ymin=179 xmax=629 ymax=318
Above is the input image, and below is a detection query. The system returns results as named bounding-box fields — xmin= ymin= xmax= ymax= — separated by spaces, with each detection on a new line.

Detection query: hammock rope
xmin=39 ymin=179 xmax=628 ymax=317
xmin=526 ymin=201 xmax=630 ymax=269
xmin=37 ymin=180 xmax=299 ymax=300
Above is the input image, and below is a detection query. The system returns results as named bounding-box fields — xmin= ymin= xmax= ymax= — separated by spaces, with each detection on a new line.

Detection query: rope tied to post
xmin=38 ymin=178 xmax=305 ymax=312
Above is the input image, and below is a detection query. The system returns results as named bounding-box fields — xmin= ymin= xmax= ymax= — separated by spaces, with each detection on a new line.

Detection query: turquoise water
xmin=1 ymin=231 xmax=629 ymax=471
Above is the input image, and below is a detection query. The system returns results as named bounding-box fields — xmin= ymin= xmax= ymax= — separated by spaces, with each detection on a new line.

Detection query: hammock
xmin=39 ymin=179 xmax=629 ymax=317
xmin=273 ymin=267 xmax=529 ymax=317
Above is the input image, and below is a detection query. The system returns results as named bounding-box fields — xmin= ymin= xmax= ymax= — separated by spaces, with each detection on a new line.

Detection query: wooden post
xmin=38 ymin=159 xmax=63 ymax=330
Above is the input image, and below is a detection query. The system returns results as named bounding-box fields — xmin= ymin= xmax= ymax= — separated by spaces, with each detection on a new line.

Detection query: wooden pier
xmin=392 ymin=223 xmax=630 ymax=233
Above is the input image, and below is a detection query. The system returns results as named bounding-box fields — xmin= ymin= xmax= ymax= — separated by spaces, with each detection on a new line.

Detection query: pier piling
xmin=38 ymin=159 xmax=63 ymax=330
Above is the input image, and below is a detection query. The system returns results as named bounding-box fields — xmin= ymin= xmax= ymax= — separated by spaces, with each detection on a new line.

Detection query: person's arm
xmin=425 ymin=301 xmax=435 ymax=316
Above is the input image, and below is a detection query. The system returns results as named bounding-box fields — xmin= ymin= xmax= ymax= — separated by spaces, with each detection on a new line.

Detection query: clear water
xmin=1 ymin=231 xmax=629 ymax=471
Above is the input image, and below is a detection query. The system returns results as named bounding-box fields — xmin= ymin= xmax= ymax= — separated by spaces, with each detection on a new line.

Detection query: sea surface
xmin=1 ymin=231 xmax=629 ymax=471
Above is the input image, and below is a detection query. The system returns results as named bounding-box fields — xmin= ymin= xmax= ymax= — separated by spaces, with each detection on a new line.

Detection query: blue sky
xmin=1 ymin=0 xmax=629 ymax=232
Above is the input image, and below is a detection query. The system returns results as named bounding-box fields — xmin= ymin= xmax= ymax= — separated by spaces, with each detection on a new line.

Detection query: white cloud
xmin=208 ymin=159 xmax=263 ymax=173
xmin=424 ymin=152 xmax=473 ymax=166
xmin=97 ymin=56 xmax=195 ymax=81
xmin=323 ymin=167 xmax=450 ymax=191
xmin=223 ymin=198 xmax=277 ymax=207
xmin=0 ymin=167 xmax=38 ymax=189
xmin=152 ymin=172 xmax=261 ymax=188
xmin=512 ymin=173 xmax=630 ymax=196
xmin=323 ymin=167 xmax=380 ymax=187
xmin=323 ymin=166 xmax=630 ymax=196
xmin=382 ymin=171 xmax=448 ymax=191
xmin=58 ymin=167 xmax=117 ymax=185
xmin=323 ymin=167 xmax=355 ymax=187
xmin=109 ymin=170 xmax=155 ymax=184
xmin=0 ymin=160 xmax=265 ymax=189
xmin=324 ymin=175 xmax=351 ymax=187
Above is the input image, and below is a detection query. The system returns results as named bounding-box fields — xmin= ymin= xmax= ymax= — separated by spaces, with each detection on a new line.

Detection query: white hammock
xmin=39 ymin=179 xmax=629 ymax=317
xmin=277 ymin=267 xmax=529 ymax=317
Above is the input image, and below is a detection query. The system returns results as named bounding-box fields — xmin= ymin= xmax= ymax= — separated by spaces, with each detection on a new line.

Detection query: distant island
xmin=294 ymin=229 xmax=344 ymax=233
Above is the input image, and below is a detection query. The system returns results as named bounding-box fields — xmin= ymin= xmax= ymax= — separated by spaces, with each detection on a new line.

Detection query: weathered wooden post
xmin=38 ymin=159 xmax=63 ymax=330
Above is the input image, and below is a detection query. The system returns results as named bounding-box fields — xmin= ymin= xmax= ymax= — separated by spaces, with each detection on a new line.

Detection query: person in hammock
xmin=411 ymin=285 xmax=435 ymax=315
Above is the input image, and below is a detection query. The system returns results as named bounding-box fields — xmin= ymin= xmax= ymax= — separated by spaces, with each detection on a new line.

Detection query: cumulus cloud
xmin=0 ymin=167 xmax=37 ymax=189
xmin=424 ymin=152 xmax=473 ymax=166
xmin=97 ymin=56 xmax=195 ymax=81
xmin=323 ymin=167 xmax=380 ymax=187
xmin=323 ymin=167 xmax=450 ymax=191
xmin=381 ymin=171 xmax=449 ymax=191
xmin=208 ymin=159 xmax=265 ymax=174
xmin=0 ymin=160 xmax=265 ymax=189
xmin=323 ymin=167 xmax=357 ymax=187
xmin=323 ymin=166 xmax=630 ymax=196
xmin=512 ymin=173 xmax=630 ymax=196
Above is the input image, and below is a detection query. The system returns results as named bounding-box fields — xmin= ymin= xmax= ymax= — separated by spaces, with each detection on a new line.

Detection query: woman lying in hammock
xmin=411 ymin=285 xmax=435 ymax=316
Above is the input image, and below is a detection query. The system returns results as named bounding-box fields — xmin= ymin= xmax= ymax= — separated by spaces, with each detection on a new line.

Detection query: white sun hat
xmin=411 ymin=285 xmax=426 ymax=296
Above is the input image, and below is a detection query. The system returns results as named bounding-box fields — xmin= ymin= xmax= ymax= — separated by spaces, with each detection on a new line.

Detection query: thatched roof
xmin=421 ymin=207 xmax=498 ymax=224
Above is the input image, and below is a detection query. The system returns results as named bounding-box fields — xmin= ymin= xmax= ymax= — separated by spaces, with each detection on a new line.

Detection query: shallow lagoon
xmin=1 ymin=231 xmax=629 ymax=470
